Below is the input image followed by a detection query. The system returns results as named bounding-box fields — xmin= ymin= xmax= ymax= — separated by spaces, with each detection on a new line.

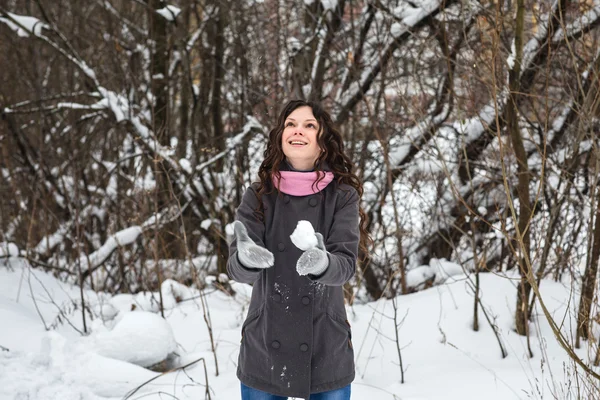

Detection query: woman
xmin=227 ymin=100 xmax=369 ymax=400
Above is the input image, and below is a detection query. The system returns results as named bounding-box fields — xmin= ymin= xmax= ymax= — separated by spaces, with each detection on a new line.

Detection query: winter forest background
xmin=1 ymin=0 xmax=600 ymax=398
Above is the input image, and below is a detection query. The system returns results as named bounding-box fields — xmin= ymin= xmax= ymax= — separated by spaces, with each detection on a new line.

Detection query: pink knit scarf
xmin=272 ymin=171 xmax=335 ymax=196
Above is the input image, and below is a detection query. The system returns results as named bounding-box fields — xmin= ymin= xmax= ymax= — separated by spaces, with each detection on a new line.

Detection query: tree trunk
xmin=211 ymin=2 xmax=227 ymax=172
xmin=149 ymin=0 xmax=169 ymax=145
xmin=149 ymin=0 xmax=178 ymax=260
xmin=575 ymin=57 xmax=600 ymax=344
xmin=577 ymin=180 xmax=600 ymax=342
xmin=508 ymin=0 xmax=533 ymax=339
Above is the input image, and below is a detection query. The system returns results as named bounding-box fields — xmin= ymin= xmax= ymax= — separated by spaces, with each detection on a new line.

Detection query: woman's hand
xmin=234 ymin=221 xmax=274 ymax=269
xmin=296 ymin=232 xmax=329 ymax=277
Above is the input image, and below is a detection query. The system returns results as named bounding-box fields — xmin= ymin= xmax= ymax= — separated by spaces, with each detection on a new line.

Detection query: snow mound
xmin=91 ymin=311 xmax=177 ymax=368
xmin=406 ymin=265 xmax=436 ymax=289
xmin=430 ymin=258 xmax=466 ymax=283
xmin=406 ymin=258 xmax=466 ymax=289
xmin=108 ymin=279 xmax=196 ymax=313
xmin=161 ymin=278 xmax=196 ymax=308
xmin=0 ymin=331 xmax=156 ymax=399
xmin=0 ymin=241 xmax=19 ymax=257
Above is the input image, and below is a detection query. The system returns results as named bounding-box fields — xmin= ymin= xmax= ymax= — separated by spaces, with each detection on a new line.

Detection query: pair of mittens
xmin=233 ymin=220 xmax=328 ymax=277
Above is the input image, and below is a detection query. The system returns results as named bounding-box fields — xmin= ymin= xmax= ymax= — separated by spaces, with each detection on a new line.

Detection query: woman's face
xmin=281 ymin=106 xmax=321 ymax=171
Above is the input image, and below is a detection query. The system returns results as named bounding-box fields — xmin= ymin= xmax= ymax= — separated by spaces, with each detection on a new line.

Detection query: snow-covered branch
xmin=96 ymin=0 xmax=146 ymax=37
xmin=334 ymin=0 xmax=458 ymax=123
xmin=195 ymin=117 xmax=264 ymax=172
xmin=79 ymin=204 xmax=185 ymax=274
xmin=0 ymin=11 xmax=47 ymax=37
xmin=156 ymin=5 xmax=181 ymax=22
xmin=0 ymin=10 xmax=99 ymax=86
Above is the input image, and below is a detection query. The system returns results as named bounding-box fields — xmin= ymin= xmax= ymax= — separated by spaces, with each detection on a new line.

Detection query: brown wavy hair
xmin=256 ymin=99 xmax=371 ymax=256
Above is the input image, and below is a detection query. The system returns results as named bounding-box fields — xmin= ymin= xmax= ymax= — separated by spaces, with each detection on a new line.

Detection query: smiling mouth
xmin=289 ymin=141 xmax=307 ymax=146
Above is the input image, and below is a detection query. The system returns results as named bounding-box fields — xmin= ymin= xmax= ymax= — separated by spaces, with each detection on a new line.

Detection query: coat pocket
xmin=241 ymin=304 xmax=264 ymax=343
xmin=312 ymin=311 xmax=354 ymax=383
xmin=326 ymin=311 xmax=353 ymax=349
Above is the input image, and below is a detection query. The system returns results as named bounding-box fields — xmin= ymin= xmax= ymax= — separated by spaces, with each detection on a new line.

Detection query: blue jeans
xmin=241 ymin=382 xmax=351 ymax=400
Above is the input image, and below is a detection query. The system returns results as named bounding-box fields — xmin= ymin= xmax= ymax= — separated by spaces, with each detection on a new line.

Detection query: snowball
xmin=91 ymin=311 xmax=176 ymax=368
xmin=290 ymin=220 xmax=318 ymax=250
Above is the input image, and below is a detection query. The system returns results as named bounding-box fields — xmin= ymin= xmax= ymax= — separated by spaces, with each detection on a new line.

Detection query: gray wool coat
xmin=227 ymin=178 xmax=359 ymax=399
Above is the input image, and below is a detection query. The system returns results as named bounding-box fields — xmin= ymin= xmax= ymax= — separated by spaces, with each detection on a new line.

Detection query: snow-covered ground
xmin=1 ymin=257 xmax=598 ymax=400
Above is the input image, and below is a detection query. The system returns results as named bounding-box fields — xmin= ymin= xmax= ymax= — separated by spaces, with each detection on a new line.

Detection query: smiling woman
xmin=282 ymin=106 xmax=321 ymax=171
xmin=226 ymin=100 xmax=371 ymax=400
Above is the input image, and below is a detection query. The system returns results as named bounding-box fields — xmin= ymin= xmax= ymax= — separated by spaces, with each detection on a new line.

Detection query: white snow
xmin=310 ymin=31 xmax=326 ymax=85
xmin=0 ymin=12 xmax=48 ymax=37
xmin=287 ymin=36 xmax=301 ymax=53
xmin=80 ymin=226 xmax=143 ymax=271
xmin=195 ymin=117 xmax=263 ymax=172
xmin=453 ymin=99 xmax=504 ymax=144
xmin=290 ymin=220 xmax=319 ymax=250
xmin=390 ymin=22 xmax=406 ymax=38
xmin=320 ymin=0 xmax=338 ymax=10
xmin=179 ymin=158 xmax=192 ymax=174
xmin=507 ymin=39 xmax=516 ymax=70
xmin=200 ymin=218 xmax=214 ymax=230
xmin=155 ymin=5 xmax=181 ymax=21
xmin=552 ymin=1 xmax=600 ymax=46
xmin=89 ymin=311 xmax=176 ymax=368
xmin=225 ymin=221 xmax=235 ymax=237
xmin=429 ymin=258 xmax=466 ymax=284
xmin=0 ymin=331 xmax=157 ymax=399
xmin=405 ymin=258 xmax=466 ymax=289
xmin=0 ymin=242 xmax=20 ymax=257
xmin=2 ymin=252 xmax=600 ymax=399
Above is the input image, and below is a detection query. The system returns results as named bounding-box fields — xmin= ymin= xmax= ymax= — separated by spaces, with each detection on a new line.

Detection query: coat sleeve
xmin=226 ymin=185 xmax=265 ymax=284
xmin=310 ymin=187 xmax=360 ymax=286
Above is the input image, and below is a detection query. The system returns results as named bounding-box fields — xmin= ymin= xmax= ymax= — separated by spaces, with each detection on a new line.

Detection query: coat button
xmin=278 ymin=242 xmax=285 ymax=252
xmin=301 ymin=296 xmax=310 ymax=305
xmin=300 ymin=343 xmax=308 ymax=352
xmin=309 ymin=197 xmax=318 ymax=207
xmin=283 ymin=195 xmax=290 ymax=204
xmin=271 ymin=340 xmax=281 ymax=349
xmin=273 ymin=293 xmax=281 ymax=302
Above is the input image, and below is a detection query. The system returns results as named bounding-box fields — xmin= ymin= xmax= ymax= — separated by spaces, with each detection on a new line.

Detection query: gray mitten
xmin=296 ymin=232 xmax=329 ymax=276
xmin=234 ymin=221 xmax=274 ymax=269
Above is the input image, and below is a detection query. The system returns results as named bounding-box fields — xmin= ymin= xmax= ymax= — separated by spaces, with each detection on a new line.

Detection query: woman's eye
xmin=307 ymin=123 xmax=316 ymax=129
xmin=285 ymin=122 xmax=294 ymax=127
